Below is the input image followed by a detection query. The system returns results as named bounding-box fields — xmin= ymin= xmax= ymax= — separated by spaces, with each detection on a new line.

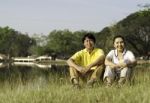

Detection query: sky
xmin=0 ymin=0 xmax=149 ymax=35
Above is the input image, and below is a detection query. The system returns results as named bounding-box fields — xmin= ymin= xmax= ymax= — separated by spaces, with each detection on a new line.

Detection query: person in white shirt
xmin=103 ymin=35 xmax=137 ymax=87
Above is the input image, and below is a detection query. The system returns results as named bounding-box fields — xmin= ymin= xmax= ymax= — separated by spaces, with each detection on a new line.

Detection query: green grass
xmin=0 ymin=63 xmax=149 ymax=103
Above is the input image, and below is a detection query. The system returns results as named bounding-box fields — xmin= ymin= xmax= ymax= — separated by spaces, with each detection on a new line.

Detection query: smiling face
xmin=84 ymin=37 xmax=95 ymax=51
xmin=114 ymin=37 xmax=125 ymax=52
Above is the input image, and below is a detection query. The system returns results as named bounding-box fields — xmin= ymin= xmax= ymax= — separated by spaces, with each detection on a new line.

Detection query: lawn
xmin=0 ymin=63 xmax=149 ymax=103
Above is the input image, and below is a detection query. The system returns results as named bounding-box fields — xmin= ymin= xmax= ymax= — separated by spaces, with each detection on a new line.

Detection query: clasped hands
xmin=110 ymin=62 xmax=127 ymax=70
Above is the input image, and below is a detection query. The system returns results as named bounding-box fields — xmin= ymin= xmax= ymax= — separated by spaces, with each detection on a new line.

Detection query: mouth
xmin=118 ymin=46 xmax=123 ymax=49
xmin=118 ymin=48 xmax=123 ymax=50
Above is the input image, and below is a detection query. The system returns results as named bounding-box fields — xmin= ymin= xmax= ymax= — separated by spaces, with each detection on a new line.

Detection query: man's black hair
xmin=82 ymin=33 xmax=96 ymax=43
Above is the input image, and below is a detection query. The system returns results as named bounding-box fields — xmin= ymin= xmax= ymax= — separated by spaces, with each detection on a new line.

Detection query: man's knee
xmin=93 ymin=65 xmax=105 ymax=81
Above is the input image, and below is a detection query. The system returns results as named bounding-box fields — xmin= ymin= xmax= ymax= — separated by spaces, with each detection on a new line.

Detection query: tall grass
xmin=0 ymin=63 xmax=149 ymax=103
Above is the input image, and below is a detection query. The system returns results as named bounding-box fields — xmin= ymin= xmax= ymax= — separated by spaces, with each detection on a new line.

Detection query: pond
xmin=0 ymin=62 xmax=69 ymax=87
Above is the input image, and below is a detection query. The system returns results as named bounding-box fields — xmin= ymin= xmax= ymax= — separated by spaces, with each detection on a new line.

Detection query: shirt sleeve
xmin=126 ymin=51 xmax=136 ymax=62
xmin=97 ymin=49 xmax=105 ymax=57
xmin=70 ymin=51 xmax=81 ymax=63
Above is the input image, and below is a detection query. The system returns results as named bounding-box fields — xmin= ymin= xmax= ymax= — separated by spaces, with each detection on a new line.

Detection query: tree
xmin=116 ymin=9 xmax=150 ymax=56
xmin=0 ymin=26 xmax=36 ymax=57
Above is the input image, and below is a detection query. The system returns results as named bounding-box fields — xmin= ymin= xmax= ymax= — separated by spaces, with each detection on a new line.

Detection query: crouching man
xmin=67 ymin=33 xmax=105 ymax=88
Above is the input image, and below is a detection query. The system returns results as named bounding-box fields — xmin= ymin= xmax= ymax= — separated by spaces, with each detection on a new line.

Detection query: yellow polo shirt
xmin=71 ymin=48 xmax=104 ymax=70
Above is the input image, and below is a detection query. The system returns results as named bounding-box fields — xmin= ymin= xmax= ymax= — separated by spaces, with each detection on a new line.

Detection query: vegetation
xmin=0 ymin=9 xmax=150 ymax=59
xmin=0 ymin=26 xmax=36 ymax=57
xmin=44 ymin=9 xmax=150 ymax=58
xmin=0 ymin=63 xmax=149 ymax=103
xmin=0 ymin=4 xmax=149 ymax=103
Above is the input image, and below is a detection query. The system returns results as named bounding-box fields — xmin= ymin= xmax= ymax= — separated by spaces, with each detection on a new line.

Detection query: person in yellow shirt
xmin=67 ymin=33 xmax=105 ymax=88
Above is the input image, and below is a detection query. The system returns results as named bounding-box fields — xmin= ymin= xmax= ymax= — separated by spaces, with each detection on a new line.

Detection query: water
xmin=0 ymin=62 xmax=69 ymax=86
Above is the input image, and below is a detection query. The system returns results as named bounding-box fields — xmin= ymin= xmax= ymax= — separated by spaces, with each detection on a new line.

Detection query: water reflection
xmin=0 ymin=62 xmax=69 ymax=86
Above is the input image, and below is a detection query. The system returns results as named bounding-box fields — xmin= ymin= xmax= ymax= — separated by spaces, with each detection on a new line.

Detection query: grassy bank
xmin=0 ymin=63 xmax=149 ymax=103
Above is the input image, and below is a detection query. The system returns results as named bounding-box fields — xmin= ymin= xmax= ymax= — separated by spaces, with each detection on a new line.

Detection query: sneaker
xmin=118 ymin=78 xmax=125 ymax=85
xmin=71 ymin=78 xmax=81 ymax=89
xmin=105 ymin=83 xmax=112 ymax=88
xmin=72 ymin=78 xmax=78 ymax=85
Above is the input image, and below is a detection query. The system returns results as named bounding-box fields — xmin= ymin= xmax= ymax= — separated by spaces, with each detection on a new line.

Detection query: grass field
xmin=0 ymin=63 xmax=149 ymax=103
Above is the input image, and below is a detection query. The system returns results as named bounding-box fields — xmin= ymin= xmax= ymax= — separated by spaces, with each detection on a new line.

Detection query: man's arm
xmin=87 ymin=55 xmax=105 ymax=69
xmin=67 ymin=58 xmax=85 ymax=72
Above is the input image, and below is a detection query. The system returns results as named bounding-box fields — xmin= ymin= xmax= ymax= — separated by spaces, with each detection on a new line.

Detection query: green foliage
xmin=41 ymin=9 xmax=150 ymax=57
xmin=96 ymin=27 xmax=113 ymax=54
xmin=46 ymin=30 xmax=90 ymax=58
xmin=1 ymin=9 xmax=150 ymax=58
xmin=96 ymin=9 xmax=150 ymax=56
xmin=116 ymin=9 xmax=150 ymax=56
xmin=0 ymin=26 xmax=36 ymax=57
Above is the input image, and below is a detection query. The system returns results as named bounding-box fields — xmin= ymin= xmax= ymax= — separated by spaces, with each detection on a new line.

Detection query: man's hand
xmin=76 ymin=65 xmax=91 ymax=75
xmin=76 ymin=66 xmax=86 ymax=73
xmin=82 ymin=66 xmax=91 ymax=74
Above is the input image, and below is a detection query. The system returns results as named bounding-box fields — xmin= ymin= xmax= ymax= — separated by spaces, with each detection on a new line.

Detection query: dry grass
xmin=0 ymin=63 xmax=149 ymax=103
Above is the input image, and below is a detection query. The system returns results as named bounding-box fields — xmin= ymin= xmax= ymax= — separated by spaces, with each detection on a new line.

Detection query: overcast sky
xmin=0 ymin=0 xmax=149 ymax=35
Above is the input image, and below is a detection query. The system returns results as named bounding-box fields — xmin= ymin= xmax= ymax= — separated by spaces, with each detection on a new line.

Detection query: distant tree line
xmin=0 ymin=26 xmax=36 ymax=57
xmin=0 ymin=9 xmax=149 ymax=59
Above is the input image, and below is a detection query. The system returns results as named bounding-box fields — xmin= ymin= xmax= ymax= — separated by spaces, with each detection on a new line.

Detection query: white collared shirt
xmin=106 ymin=49 xmax=136 ymax=64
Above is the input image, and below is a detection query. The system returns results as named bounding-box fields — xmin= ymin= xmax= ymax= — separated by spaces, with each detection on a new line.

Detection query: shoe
xmin=72 ymin=78 xmax=78 ymax=85
xmin=105 ymin=83 xmax=112 ymax=88
xmin=118 ymin=78 xmax=125 ymax=85
xmin=105 ymin=77 xmax=112 ymax=88
xmin=71 ymin=78 xmax=81 ymax=89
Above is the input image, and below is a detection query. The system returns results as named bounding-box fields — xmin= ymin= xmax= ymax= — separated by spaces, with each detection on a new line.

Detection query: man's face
xmin=84 ymin=37 xmax=95 ymax=50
